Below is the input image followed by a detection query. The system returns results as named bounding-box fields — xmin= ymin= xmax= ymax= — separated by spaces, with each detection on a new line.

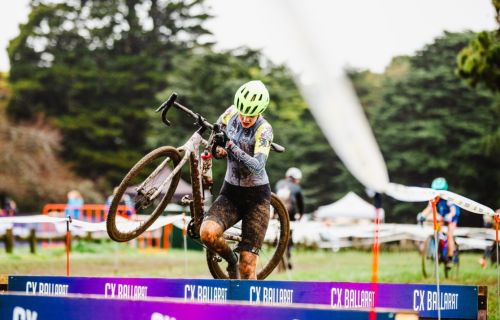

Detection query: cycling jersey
xmin=217 ymin=106 xmax=273 ymax=187
xmin=436 ymin=199 xmax=461 ymax=224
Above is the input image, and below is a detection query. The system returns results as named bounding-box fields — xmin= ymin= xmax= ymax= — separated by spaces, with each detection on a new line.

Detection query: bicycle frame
xmin=136 ymin=130 xmax=208 ymax=220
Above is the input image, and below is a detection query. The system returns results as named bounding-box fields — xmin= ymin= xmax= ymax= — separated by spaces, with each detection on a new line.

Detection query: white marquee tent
xmin=316 ymin=192 xmax=384 ymax=222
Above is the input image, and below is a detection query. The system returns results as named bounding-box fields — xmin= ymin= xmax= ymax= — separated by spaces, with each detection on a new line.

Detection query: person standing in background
xmin=275 ymin=167 xmax=305 ymax=269
xmin=65 ymin=190 xmax=84 ymax=219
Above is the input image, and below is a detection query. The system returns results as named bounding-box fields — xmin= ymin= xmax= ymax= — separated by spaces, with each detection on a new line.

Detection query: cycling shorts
xmin=203 ymin=181 xmax=271 ymax=255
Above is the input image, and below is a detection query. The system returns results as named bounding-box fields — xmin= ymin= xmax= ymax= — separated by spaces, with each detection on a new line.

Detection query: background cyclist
xmin=200 ymin=80 xmax=274 ymax=279
xmin=275 ymin=167 xmax=305 ymax=269
xmin=418 ymin=177 xmax=461 ymax=264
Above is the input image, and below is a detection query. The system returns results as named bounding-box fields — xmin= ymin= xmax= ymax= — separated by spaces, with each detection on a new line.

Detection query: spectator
xmin=105 ymin=187 xmax=135 ymax=217
xmin=275 ymin=167 xmax=305 ymax=269
xmin=5 ymin=198 xmax=18 ymax=216
xmin=0 ymin=196 xmax=17 ymax=216
xmin=64 ymin=190 xmax=84 ymax=219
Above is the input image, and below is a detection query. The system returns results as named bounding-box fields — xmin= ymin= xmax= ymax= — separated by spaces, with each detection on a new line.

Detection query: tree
xmin=456 ymin=1 xmax=500 ymax=161
xmin=0 ymin=73 xmax=101 ymax=210
xmin=357 ymin=32 xmax=499 ymax=225
xmin=457 ymin=0 xmax=500 ymax=92
xmin=7 ymin=0 xmax=212 ymax=190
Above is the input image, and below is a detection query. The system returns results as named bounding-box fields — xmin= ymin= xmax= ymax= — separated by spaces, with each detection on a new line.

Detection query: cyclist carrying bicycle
xmin=418 ymin=177 xmax=461 ymax=265
xmin=200 ymin=80 xmax=274 ymax=280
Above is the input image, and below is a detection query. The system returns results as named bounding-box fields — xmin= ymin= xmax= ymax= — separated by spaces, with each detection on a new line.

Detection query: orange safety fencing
xmin=42 ymin=203 xmax=132 ymax=221
xmin=41 ymin=203 xmax=173 ymax=251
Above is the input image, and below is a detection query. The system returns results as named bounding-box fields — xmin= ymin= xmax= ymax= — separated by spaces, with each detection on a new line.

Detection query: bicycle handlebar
xmin=156 ymin=92 xmax=213 ymax=130
xmin=156 ymin=93 xmax=285 ymax=152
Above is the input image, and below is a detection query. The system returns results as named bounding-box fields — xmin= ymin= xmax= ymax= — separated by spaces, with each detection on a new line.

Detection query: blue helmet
xmin=431 ymin=177 xmax=448 ymax=190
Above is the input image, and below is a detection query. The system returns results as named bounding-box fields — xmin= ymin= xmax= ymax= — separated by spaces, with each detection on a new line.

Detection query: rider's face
xmin=238 ymin=114 xmax=258 ymax=128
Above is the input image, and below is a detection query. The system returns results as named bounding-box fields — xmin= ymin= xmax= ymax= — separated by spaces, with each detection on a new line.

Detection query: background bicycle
xmin=106 ymin=93 xmax=290 ymax=279
xmin=418 ymin=214 xmax=459 ymax=279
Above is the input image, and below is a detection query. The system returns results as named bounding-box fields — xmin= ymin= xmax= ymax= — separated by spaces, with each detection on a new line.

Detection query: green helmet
xmin=234 ymin=80 xmax=270 ymax=116
xmin=431 ymin=177 xmax=448 ymax=190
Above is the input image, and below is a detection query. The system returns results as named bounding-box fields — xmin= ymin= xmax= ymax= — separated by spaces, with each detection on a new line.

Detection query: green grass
xmin=1 ymin=242 xmax=497 ymax=318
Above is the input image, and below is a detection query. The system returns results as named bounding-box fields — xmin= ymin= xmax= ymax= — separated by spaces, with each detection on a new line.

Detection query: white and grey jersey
xmin=217 ymin=106 xmax=273 ymax=187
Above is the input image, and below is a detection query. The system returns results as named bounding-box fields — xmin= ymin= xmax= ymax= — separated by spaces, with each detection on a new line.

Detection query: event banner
xmin=0 ymin=293 xmax=411 ymax=320
xmin=8 ymin=276 xmax=479 ymax=319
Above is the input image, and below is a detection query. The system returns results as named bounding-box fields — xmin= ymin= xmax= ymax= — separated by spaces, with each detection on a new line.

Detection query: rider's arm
xmin=445 ymin=205 xmax=457 ymax=223
xmin=226 ymin=123 xmax=273 ymax=174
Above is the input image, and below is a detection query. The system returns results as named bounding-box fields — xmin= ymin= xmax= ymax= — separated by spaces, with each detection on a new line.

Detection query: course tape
xmin=0 ymin=214 xmax=184 ymax=233
xmin=386 ymin=183 xmax=495 ymax=216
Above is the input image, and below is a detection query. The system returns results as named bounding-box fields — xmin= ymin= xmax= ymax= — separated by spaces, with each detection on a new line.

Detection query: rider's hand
xmin=215 ymin=146 xmax=227 ymax=158
xmin=214 ymin=130 xmax=230 ymax=147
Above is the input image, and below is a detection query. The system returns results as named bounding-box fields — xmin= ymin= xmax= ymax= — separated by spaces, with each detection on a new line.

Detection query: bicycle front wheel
xmin=106 ymin=146 xmax=182 ymax=242
xmin=206 ymin=193 xmax=290 ymax=280
xmin=421 ymin=235 xmax=437 ymax=278
xmin=444 ymin=240 xmax=459 ymax=279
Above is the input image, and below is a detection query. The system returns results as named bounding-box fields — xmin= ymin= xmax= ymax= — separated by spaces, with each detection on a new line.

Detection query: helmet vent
xmin=251 ymin=94 xmax=256 ymax=101
xmin=249 ymin=106 xmax=258 ymax=115
xmin=243 ymin=90 xmax=249 ymax=98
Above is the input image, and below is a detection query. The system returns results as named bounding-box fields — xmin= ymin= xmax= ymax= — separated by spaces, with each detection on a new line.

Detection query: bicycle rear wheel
xmin=206 ymin=193 xmax=290 ymax=280
xmin=106 ymin=146 xmax=182 ymax=242
xmin=421 ymin=235 xmax=437 ymax=278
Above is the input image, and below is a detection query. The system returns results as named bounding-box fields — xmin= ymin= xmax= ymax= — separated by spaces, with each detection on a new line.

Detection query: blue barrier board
xmin=7 ymin=275 xmax=479 ymax=319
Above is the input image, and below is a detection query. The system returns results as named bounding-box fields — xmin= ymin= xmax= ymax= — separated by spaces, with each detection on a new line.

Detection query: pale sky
xmin=0 ymin=0 xmax=496 ymax=73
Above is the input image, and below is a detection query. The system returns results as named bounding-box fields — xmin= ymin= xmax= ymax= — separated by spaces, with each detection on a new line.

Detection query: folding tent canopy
xmin=316 ymin=192 xmax=384 ymax=222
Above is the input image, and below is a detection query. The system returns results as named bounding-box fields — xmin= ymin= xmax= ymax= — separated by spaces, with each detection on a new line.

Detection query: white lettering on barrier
xmin=426 ymin=290 xmax=459 ymax=311
xmin=249 ymin=286 xmax=293 ymax=305
xmin=24 ymin=282 xmax=68 ymax=296
xmin=12 ymin=306 xmax=38 ymax=320
xmin=183 ymin=284 xmax=227 ymax=302
xmin=413 ymin=290 xmax=426 ymax=311
xmin=103 ymin=282 xmax=148 ymax=298
xmin=330 ymin=287 xmax=375 ymax=309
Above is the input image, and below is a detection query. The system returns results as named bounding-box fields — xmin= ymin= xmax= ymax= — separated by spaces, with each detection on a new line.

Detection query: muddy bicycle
xmin=106 ymin=93 xmax=290 ymax=279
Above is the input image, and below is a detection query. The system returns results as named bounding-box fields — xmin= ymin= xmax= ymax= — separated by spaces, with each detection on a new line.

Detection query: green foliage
xmin=352 ymin=32 xmax=499 ymax=224
xmin=6 ymin=0 xmax=212 ymax=190
xmin=456 ymin=1 xmax=500 ymax=158
xmin=457 ymin=31 xmax=500 ymax=92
